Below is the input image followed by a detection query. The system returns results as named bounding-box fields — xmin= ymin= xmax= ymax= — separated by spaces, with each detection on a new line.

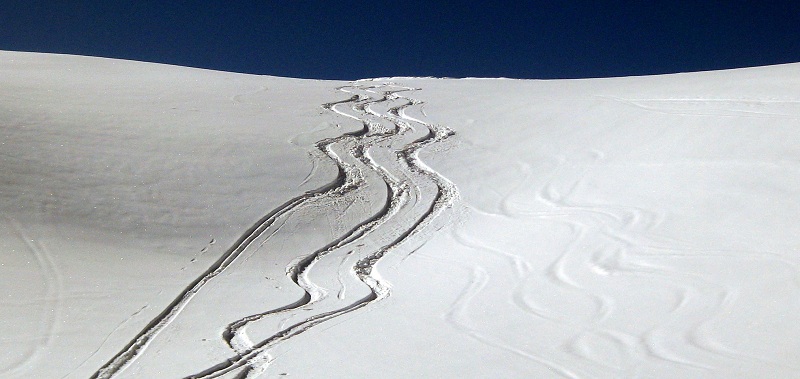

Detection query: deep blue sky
xmin=2 ymin=1 xmax=799 ymax=80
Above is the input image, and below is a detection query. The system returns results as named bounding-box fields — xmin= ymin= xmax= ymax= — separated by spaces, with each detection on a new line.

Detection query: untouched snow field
xmin=1 ymin=51 xmax=799 ymax=378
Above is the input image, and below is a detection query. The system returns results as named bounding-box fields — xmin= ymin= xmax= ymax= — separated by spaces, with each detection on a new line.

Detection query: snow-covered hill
xmin=2 ymin=51 xmax=799 ymax=378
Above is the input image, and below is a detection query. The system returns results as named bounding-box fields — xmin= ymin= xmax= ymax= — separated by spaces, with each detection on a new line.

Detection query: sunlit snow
xmin=2 ymin=51 xmax=799 ymax=378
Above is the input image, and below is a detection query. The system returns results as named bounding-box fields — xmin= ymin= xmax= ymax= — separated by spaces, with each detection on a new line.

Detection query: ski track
xmin=514 ymin=161 xmax=742 ymax=372
xmin=419 ymin=251 xmax=581 ymax=379
xmin=59 ymin=305 xmax=149 ymax=379
xmin=91 ymin=83 xmax=459 ymax=378
xmin=3 ymin=217 xmax=64 ymax=378
xmin=469 ymin=150 xmax=800 ymax=375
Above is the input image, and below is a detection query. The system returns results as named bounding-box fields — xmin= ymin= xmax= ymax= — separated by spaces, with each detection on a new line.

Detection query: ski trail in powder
xmin=3 ymin=217 xmax=64 ymax=378
xmin=185 ymin=83 xmax=459 ymax=379
xmin=91 ymin=83 xmax=460 ymax=379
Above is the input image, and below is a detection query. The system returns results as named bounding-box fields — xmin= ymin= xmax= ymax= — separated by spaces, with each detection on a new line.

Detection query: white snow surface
xmin=2 ymin=51 xmax=800 ymax=378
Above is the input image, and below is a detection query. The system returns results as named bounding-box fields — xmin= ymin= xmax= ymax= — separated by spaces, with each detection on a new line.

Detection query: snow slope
xmin=2 ymin=51 xmax=799 ymax=378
